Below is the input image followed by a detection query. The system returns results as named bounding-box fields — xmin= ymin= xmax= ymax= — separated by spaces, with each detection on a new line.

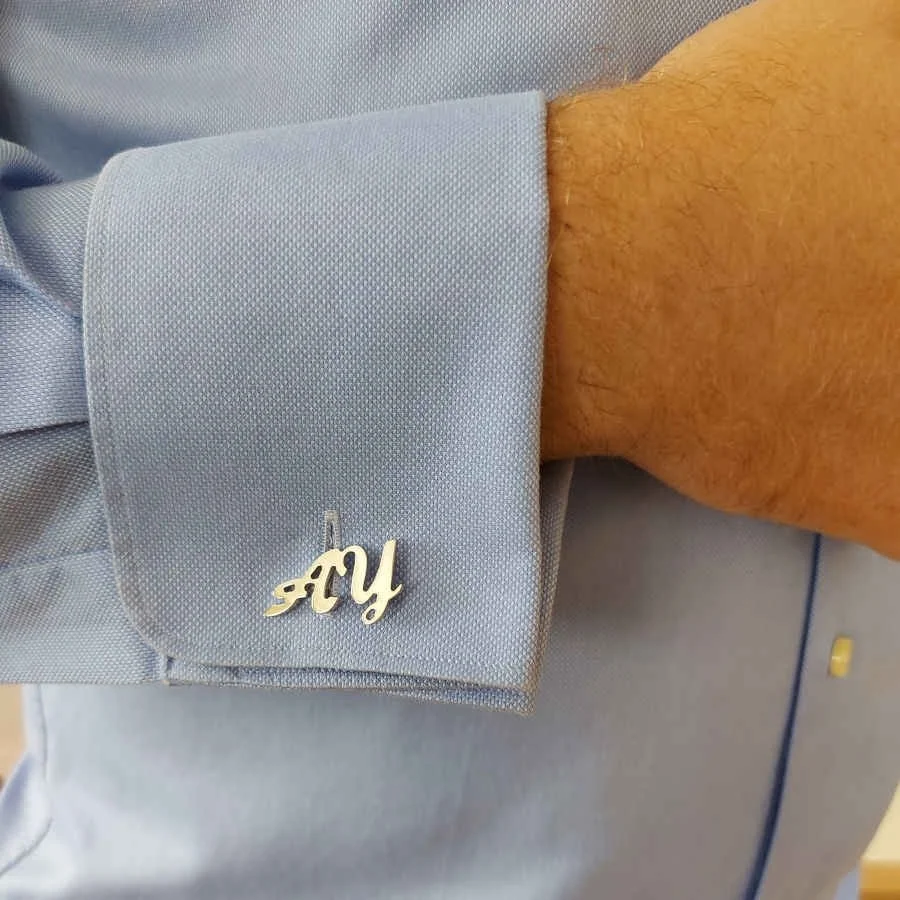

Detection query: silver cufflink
xmin=265 ymin=512 xmax=402 ymax=625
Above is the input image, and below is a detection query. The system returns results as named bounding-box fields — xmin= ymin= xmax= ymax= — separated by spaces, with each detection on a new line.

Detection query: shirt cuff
xmin=81 ymin=91 xmax=573 ymax=713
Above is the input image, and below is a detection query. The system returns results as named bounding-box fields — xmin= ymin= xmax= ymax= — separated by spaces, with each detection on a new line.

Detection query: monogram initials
xmin=264 ymin=539 xmax=402 ymax=625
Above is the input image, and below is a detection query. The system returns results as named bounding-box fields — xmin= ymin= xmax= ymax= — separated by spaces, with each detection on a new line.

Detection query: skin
xmin=541 ymin=0 xmax=900 ymax=561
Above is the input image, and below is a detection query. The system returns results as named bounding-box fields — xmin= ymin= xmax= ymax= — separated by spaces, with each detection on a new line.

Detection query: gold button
xmin=828 ymin=636 xmax=854 ymax=678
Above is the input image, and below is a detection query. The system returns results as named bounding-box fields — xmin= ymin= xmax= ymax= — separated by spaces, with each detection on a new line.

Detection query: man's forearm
xmin=539 ymin=0 xmax=900 ymax=562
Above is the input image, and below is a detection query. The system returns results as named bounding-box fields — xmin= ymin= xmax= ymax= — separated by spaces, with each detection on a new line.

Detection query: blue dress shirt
xmin=1 ymin=1 xmax=897 ymax=897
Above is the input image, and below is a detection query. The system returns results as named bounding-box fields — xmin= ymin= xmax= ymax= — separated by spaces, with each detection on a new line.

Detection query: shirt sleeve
xmin=0 ymin=92 xmax=575 ymax=714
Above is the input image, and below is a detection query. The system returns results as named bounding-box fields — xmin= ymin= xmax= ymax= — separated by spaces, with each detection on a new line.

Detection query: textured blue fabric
xmin=0 ymin=90 xmax=573 ymax=711
xmin=0 ymin=1 xmax=898 ymax=898
xmin=0 ymin=169 xmax=93 ymax=435
xmin=81 ymin=92 xmax=558 ymax=711
xmin=5 ymin=470 xmax=895 ymax=900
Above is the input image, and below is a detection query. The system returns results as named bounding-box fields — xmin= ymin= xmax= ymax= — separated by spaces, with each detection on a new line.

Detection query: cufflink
xmin=265 ymin=514 xmax=402 ymax=624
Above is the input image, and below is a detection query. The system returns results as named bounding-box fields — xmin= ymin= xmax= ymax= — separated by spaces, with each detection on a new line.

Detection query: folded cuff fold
xmin=80 ymin=91 xmax=571 ymax=712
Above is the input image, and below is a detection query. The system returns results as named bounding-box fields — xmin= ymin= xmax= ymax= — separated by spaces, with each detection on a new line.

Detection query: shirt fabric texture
xmin=0 ymin=1 xmax=897 ymax=898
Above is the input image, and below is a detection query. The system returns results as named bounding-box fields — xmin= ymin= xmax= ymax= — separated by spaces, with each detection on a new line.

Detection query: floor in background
xmin=0 ymin=685 xmax=22 ymax=785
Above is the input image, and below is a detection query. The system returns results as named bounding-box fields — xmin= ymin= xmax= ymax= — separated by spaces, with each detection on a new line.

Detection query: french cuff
xmin=82 ymin=91 xmax=573 ymax=714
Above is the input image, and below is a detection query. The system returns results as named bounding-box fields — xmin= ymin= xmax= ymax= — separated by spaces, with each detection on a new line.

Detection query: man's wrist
xmin=541 ymin=85 xmax=666 ymax=462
